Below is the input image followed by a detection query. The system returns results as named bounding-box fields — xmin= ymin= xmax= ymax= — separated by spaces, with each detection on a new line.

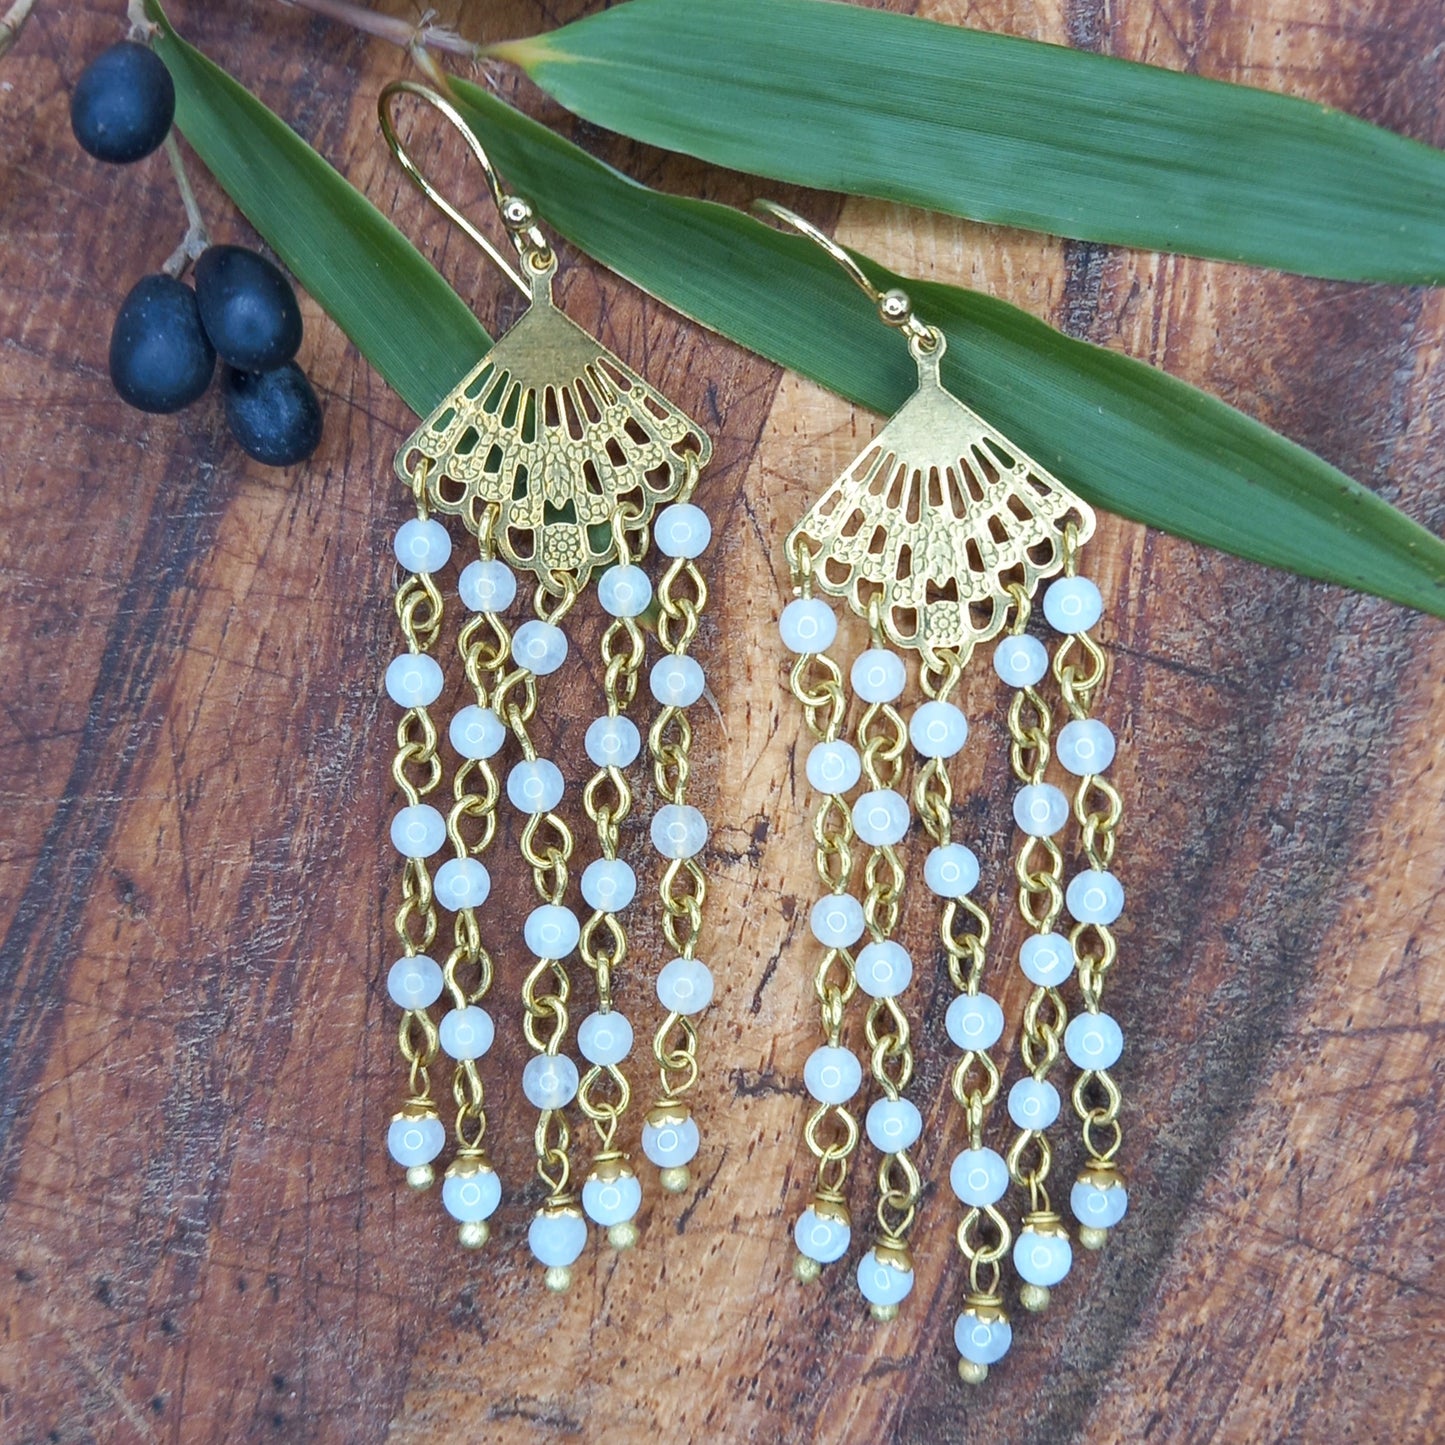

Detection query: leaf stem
xmin=161 ymin=132 xmax=211 ymax=276
xmin=0 ymin=0 xmax=38 ymax=62
xmin=275 ymin=0 xmax=481 ymax=59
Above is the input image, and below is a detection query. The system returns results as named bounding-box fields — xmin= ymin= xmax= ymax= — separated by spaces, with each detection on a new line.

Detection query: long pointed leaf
xmin=489 ymin=0 xmax=1445 ymax=285
xmin=446 ymin=79 xmax=1445 ymax=618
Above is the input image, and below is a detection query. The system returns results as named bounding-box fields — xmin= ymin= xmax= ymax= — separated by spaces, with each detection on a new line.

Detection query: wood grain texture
xmin=1 ymin=2 xmax=1442 ymax=1442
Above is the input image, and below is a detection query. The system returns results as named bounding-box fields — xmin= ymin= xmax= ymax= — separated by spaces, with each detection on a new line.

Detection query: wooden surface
xmin=2 ymin=2 xmax=1443 ymax=1441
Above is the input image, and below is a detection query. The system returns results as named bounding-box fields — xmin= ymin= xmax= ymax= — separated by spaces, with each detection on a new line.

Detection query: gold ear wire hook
xmin=752 ymin=199 xmax=939 ymax=352
xmin=379 ymin=80 xmax=553 ymax=298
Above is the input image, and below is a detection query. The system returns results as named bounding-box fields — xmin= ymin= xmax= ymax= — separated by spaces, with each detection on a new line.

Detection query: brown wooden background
xmin=2 ymin=1 xmax=1443 ymax=1441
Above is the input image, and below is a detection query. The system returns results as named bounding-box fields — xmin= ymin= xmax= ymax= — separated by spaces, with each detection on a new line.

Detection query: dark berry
xmin=194 ymin=246 xmax=304 ymax=371
xmin=109 ymin=274 xmax=216 ymax=414
xmin=71 ymin=42 xmax=175 ymax=164
xmin=222 ymin=363 xmax=322 ymax=466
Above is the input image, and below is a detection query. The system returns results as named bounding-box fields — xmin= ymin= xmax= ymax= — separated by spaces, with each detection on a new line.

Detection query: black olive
xmin=194 ymin=246 xmax=304 ymax=371
xmin=71 ymin=41 xmax=175 ymax=165
xmin=221 ymin=362 xmax=323 ymax=466
xmin=108 ymin=274 xmax=216 ymax=414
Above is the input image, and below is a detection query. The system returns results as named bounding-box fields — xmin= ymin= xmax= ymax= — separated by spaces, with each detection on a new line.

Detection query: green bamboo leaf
xmin=145 ymin=1 xmax=487 ymax=415
xmin=445 ymin=79 xmax=1444 ymax=618
xmin=489 ymin=0 xmax=1445 ymax=285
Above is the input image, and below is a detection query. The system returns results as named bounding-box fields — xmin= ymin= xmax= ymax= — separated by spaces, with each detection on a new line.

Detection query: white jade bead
xmin=853 ymin=789 xmax=910 ymax=846
xmin=946 ymin=993 xmax=1005 ymax=1051
xmin=1065 ymin=1011 xmax=1124 ymax=1071
xmin=434 ymin=857 xmax=491 ymax=912
xmin=806 ymin=740 xmax=862 ymax=794
xmin=582 ymin=858 xmax=637 ymax=912
xmin=950 ymin=1147 xmax=1010 ymax=1207
xmin=511 ymin=619 xmax=568 ymax=675
xmin=654 ymin=502 xmax=711 ymax=558
xmin=1043 ymin=576 xmax=1103 ymax=634
xmin=856 ymin=940 xmax=912 ymax=999
xmin=522 ymin=1054 xmax=579 ymax=1110
xmin=1008 ymin=1077 xmax=1062 ymax=1131
xmin=810 ymin=894 xmax=865 ymax=949
xmin=851 ymin=648 xmax=906 ymax=703
xmin=1057 ymin=718 xmax=1116 ymax=775
xmin=597 ymin=564 xmax=653 ymax=618
xmin=457 ymin=558 xmax=516 ymax=613
xmin=525 ymin=904 xmax=580 ymax=959
xmin=449 ymin=705 xmax=506 ymax=760
xmin=779 ymin=598 xmax=837 ymax=654
xmin=956 ymin=1311 xmax=1013 ymax=1366
xmin=1014 ymin=1227 xmax=1073 ymax=1287
xmin=867 ymin=1098 xmax=923 ymax=1153
xmin=583 ymin=1171 xmax=642 ymax=1226
xmin=642 ymin=1114 xmax=699 ymax=1168
xmin=577 ymin=1010 xmax=633 ymax=1066
xmin=1013 ymin=782 xmax=1070 ymax=837
xmin=993 ymin=633 xmax=1048 ymax=687
xmin=507 ymin=759 xmax=564 ymax=814
xmin=439 ymin=1005 xmax=495 ymax=1061
xmin=651 ymin=654 xmax=705 ymax=707
xmin=804 ymin=1045 xmax=863 ymax=1105
xmin=1071 ymin=1177 xmax=1129 ymax=1229
xmin=390 ymin=804 xmax=446 ymax=859
xmin=387 ymin=955 xmax=443 ymax=1010
xmin=387 ymin=1113 xmax=444 ymax=1167
xmin=794 ymin=1208 xmax=851 ymax=1264
xmin=393 ymin=517 xmax=451 ymax=574
xmin=858 ymin=1250 xmax=915 ymax=1307
xmin=443 ymin=1166 xmax=501 ymax=1223
xmin=925 ymin=844 xmax=980 ymax=898
xmin=385 ymin=653 xmax=444 ymax=709
xmin=1067 ymin=869 xmax=1124 ymax=925
xmin=651 ymin=803 xmax=708 ymax=859
xmin=586 ymin=715 xmax=641 ymax=769
xmin=656 ymin=957 xmax=714 ymax=1015
xmin=528 ymin=1210 xmax=587 ymax=1268
xmin=910 ymin=700 xmax=968 ymax=758
xmin=1019 ymin=931 xmax=1075 ymax=987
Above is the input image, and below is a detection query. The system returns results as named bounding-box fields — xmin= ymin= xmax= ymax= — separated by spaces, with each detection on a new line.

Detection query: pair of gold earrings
xmin=375 ymin=84 xmax=1125 ymax=1385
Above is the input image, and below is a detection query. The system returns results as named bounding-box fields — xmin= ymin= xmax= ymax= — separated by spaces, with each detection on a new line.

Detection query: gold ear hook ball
xmin=501 ymin=196 xmax=534 ymax=229
xmin=879 ymin=288 xmax=913 ymax=326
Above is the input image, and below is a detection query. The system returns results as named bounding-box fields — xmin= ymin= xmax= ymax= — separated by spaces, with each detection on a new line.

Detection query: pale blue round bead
xmin=925 ymin=843 xmax=980 ymax=898
xmin=946 ymin=993 xmax=1004 ymax=1052
xmin=522 ymin=1053 xmax=579 ymax=1110
xmin=806 ymin=740 xmax=862 ymax=794
xmin=810 ymin=893 xmax=865 ymax=948
xmin=393 ymin=517 xmax=451 ymax=574
xmin=651 ymin=803 xmax=708 ymax=858
xmin=387 ymin=954 xmax=443 ymax=1010
xmin=857 ymin=1249 xmax=915 ymax=1306
xmin=1043 ymin=576 xmax=1103 ymax=634
xmin=1067 ymin=869 xmax=1124 ymax=925
xmin=577 ymin=1010 xmax=633 ymax=1066
xmin=1014 ymin=1226 xmax=1073 ymax=1286
xmin=457 ymin=558 xmax=515 ymax=613
xmin=442 ymin=1165 xmax=501 ymax=1222
xmin=641 ymin=1113 xmax=699 ymax=1168
xmin=651 ymin=653 xmax=705 ymax=707
xmin=656 ymin=957 xmax=714 ymax=1015
xmin=385 ymin=652 xmax=444 ymax=709
xmin=779 ymin=598 xmax=837 ymax=654
xmin=853 ymin=788 xmax=909 ymax=846
xmin=581 ymin=858 xmax=637 ymax=912
xmin=856 ymin=940 xmax=912 ymax=999
xmin=794 ymin=1207 xmax=850 ymax=1264
xmin=1071 ymin=1177 xmax=1129 ymax=1229
xmin=866 ymin=1098 xmax=923 ymax=1153
xmin=528 ymin=1209 xmax=587 ymax=1267
xmin=993 ymin=633 xmax=1048 ymax=687
xmin=1057 ymin=718 xmax=1115 ymax=775
xmin=390 ymin=804 xmax=446 ymax=859
xmin=597 ymin=563 xmax=652 ymax=618
xmin=583 ymin=1170 xmax=643 ymax=1226
xmin=511 ymin=619 xmax=568 ymax=676
xmin=804 ymin=1045 xmax=863 ymax=1105
xmin=387 ymin=1113 xmax=444 ymax=1167
xmin=585 ymin=715 xmax=641 ymax=769
xmin=1008 ymin=1077 xmax=1062 ymax=1131
xmin=1013 ymin=782 xmax=1070 ymax=837
xmin=910 ymin=700 xmax=968 ymax=758
xmin=1019 ymin=931 xmax=1075 ymax=987
xmin=525 ymin=904 xmax=580 ymax=959
xmin=950 ymin=1147 xmax=1010 ymax=1207
xmin=955 ymin=1311 xmax=1013 ymax=1366
xmin=434 ymin=857 xmax=491 ymax=911
xmin=654 ymin=503 xmax=711 ymax=559
xmin=438 ymin=1005 xmax=494 ymax=1061
xmin=851 ymin=648 xmax=906 ymax=704
xmin=449 ymin=704 xmax=506 ymax=760
xmin=1064 ymin=1011 xmax=1124 ymax=1071
xmin=507 ymin=759 xmax=564 ymax=814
